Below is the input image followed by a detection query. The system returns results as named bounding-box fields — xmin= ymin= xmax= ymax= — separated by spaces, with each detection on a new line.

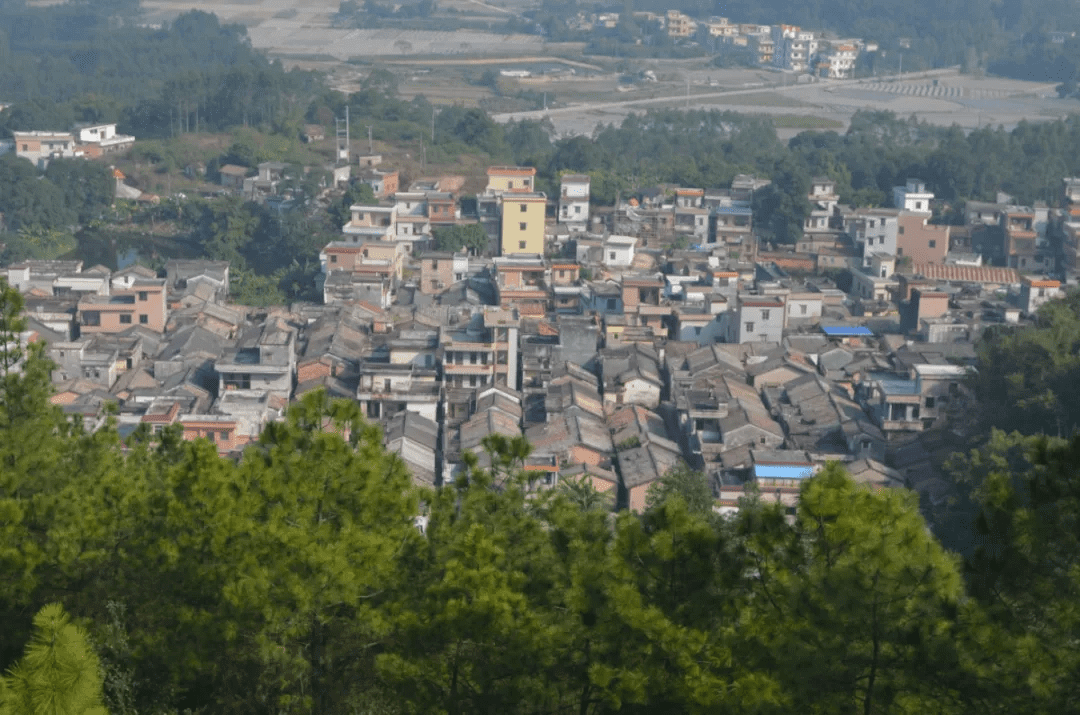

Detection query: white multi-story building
xmin=74 ymin=123 xmax=135 ymax=155
xmin=820 ymin=43 xmax=858 ymax=78
xmin=558 ymin=174 xmax=591 ymax=231
xmin=845 ymin=208 xmax=900 ymax=268
xmin=722 ymin=294 xmax=786 ymax=344
xmin=772 ymin=25 xmax=816 ymax=72
xmin=893 ymin=179 xmax=934 ymax=214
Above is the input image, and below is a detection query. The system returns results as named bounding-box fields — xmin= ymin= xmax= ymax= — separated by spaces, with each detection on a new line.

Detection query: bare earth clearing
xmin=141 ymin=0 xmax=1080 ymax=137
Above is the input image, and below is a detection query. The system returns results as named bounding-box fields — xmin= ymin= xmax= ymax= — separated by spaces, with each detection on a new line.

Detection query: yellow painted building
xmin=500 ymin=193 xmax=547 ymax=256
xmin=486 ymin=165 xmax=536 ymax=194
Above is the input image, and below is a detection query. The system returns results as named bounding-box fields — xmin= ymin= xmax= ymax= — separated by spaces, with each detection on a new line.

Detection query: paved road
xmin=492 ymin=68 xmax=963 ymax=123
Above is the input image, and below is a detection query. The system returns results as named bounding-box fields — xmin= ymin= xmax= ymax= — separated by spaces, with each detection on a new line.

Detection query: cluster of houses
xmin=10 ymin=161 xmax=1080 ymax=515
xmin=0 ymin=122 xmax=135 ymax=169
xmin=566 ymin=11 xmax=874 ymax=77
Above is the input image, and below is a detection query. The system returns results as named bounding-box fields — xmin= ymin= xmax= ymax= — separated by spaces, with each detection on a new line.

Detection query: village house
xmin=897 ymin=213 xmax=949 ymax=264
xmin=419 ymin=252 xmax=468 ymax=294
xmin=12 ymin=131 xmax=82 ymax=168
xmin=214 ymin=318 xmax=296 ymax=402
xmin=77 ymin=269 xmax=167 ymax=335
xmin=558 ymin=174 xmax=591 ymax=231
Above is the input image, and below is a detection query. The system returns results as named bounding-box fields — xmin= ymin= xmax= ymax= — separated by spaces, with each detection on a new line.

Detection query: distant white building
xmin=722 ymin=294 xmax=785 ymax=343
xmin=559 ymin=174 xmax=591 ymax=231
xmin=74 ymin=123 xmax=135 ymax=156
xmin=845 ymin=208 xmax=900 ymax=268
xmin=603 ymin=235 xmax=637 ymax=268
xmin=893 ymin=179 xmax=934 ymax=214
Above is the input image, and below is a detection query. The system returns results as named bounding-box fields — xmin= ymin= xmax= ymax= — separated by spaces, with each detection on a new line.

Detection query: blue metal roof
xmin=754 ymin=464 xmax=814 ymax=480
xmin=713 ymin=206 xmax=753 ymax=215
xmin=822 ymin=326 xmax=873 ymax=337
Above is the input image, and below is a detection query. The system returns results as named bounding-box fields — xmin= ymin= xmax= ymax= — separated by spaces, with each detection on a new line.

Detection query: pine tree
xmin=1 ymin=603 xmax=108 ymax=715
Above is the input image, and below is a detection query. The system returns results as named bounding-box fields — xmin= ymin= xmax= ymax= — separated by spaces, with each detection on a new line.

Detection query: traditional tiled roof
xmin=907 ymin=263 xmax=1021 ymax=284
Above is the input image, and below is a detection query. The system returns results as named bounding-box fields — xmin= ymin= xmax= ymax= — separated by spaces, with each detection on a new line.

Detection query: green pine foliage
xmin=1 ymin=603 xmax=108 ymax=715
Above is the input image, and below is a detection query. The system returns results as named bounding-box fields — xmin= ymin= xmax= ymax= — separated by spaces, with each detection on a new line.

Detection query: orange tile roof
xmin=908 ymin=263 xmax=1021 ymax=284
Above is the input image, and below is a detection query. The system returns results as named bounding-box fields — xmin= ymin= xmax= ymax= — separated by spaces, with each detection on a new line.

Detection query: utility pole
xmin=366 ymin=125 xmax=373 ymax=154
xmin=686 ymin=75 xmax=690 ymax=108
xmin=431 ymin=105 xmax=435 ymax=142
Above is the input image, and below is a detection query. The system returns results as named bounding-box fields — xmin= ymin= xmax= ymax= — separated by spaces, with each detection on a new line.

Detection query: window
xmin=519 ymin=203 xmax=527 ymax=212
xmin=330 ymin=255 xmax=337 ymax=263
xmin=558 ymin=270 xmax=566 ymax=278
xmin=928 ymin=239 xmax=936 ymax=248
xmin=219 ymin=431 xmax=229 ymax=442
xmin=519 ymin=222 xmax=527 ymax=231
xmin=898 ymin=226 xmax=905 ymax=235
xmin=761 ymin=309 xmax=770 ymax=320
xmin=137 ymin=291 xmax=148 ymax=301
xmin=896 ymin=248 xmax=903 ymax=256
xmin=119 ymin=314 xmax=132 ymax=324
xmin=915 ymin=202 xmax=922 ymax=210
xmin=609 ymin=252 xmax=617 ymax=260
xmin=925 ymin=396 xmax=936 ymax=408
xmin=519 ymin=241 xmax=527 ymax=249
xmin=574 ymin=205 xmax=581 ymax=214
xmin=139 ymin=314 xmax=149 ymax=324
xmin=83 ymin=311 xmax=100 ymax=326
xmin=224 ymin=373 xmax=251 ymax=390
xmin=800 ymin=304 xmax=807 ymax=315
xmin=606 ymin=298 xmax=617 ymax=310
xmin=745 ymin=321 xmax=755 ymax=333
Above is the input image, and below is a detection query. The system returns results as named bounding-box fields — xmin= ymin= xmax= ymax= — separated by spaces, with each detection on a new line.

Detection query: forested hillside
xmin=0 ymin=1 xmax=318 ymax=138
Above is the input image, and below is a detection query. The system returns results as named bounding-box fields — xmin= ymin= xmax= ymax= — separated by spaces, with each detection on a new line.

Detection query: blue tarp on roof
xmin=754 ymin=465 xmax=814 ymax=480
xmin=713 ymin=206 xmax=753 ymax=215
xmin=822 ymin=326 xmax=873 ymax=337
